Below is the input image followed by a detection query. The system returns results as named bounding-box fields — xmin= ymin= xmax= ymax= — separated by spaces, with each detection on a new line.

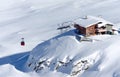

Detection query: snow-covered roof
xmin=74 ymin=16 xmax=113 ymax=28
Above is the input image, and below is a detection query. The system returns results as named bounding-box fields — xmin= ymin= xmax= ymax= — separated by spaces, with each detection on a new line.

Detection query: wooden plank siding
xmin=74 ymin=24 xmax=86 ymax=35
xmin=86 ymin=24 xmax=97 ymax=36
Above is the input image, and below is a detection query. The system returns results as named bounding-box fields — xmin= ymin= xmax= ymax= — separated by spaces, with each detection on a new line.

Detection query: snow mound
xmin=25 ymin=29 xmax=120 ymax=77
xmin=0 ymin=64 xmax=29 ymax=77
xmin=25 ymin=30 xmax=103 ymax=76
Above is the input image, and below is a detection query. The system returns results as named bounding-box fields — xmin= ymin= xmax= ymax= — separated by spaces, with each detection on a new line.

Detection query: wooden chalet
xmin=74 ymin=16 xmax=114 ymax=37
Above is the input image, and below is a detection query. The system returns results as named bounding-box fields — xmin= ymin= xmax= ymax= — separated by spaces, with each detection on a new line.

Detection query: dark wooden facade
xmin=74 ymin=22 xmax=114 ymax=37
xmin=74 ymin=24 xmax=98 ymax=36
xmin=74 ymin=24 xmax=86 ymax=35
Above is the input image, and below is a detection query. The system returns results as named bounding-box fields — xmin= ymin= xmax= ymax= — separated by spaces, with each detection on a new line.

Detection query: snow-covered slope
xmin=25 ymin=30 xmax=99 ymax=75
xmin=0 ymin=0 xmax=120 ymax=77
xmin=26 ymin=28 xmax=120 ymax=77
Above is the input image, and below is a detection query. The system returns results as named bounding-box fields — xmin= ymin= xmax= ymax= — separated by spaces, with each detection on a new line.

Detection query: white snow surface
xmin=0 ymin=0 xmax=120 ymax=77
xmin=74 ymin=15 xmax=113 ymax=27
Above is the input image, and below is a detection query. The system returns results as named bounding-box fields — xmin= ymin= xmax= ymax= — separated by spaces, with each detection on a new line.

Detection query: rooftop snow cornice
xmin=74 ymin=16 xmax=113 ymax=28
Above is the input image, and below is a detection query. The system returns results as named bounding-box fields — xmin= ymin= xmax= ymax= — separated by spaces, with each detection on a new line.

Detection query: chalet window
xmin=95 ymin=31 xmax=99 ymax=34
xmin=95 ymin=25 xmax=98 ymax=29
xmin=101 ymin=26 xmax=106 ymax=29
xmin=97 ymin=22 xmax=102 ymax=24
xmin=107 ymin=31 xmax=113 ymax=35
xmin=101 ymin=32 xmax=106 ymax=34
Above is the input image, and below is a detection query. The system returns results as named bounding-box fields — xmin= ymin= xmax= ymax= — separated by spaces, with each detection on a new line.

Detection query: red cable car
xmin=21 ymin=38 xmax=25 ymax=46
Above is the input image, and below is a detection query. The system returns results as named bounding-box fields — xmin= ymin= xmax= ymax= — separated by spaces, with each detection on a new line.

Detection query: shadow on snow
xmin=0 ymin=51 xmax=30 ymax=72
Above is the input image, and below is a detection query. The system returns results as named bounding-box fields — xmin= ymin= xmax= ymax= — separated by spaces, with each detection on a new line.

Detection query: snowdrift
xmin=25 ymin=29 xmax=120 ymax=77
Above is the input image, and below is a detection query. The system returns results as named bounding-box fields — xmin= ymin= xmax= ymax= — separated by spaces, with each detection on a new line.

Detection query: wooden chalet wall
xmin=74 ymin=24 xmax=86 ymax=35
xmin=86 ymin=24 xmax=97 ymax=36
